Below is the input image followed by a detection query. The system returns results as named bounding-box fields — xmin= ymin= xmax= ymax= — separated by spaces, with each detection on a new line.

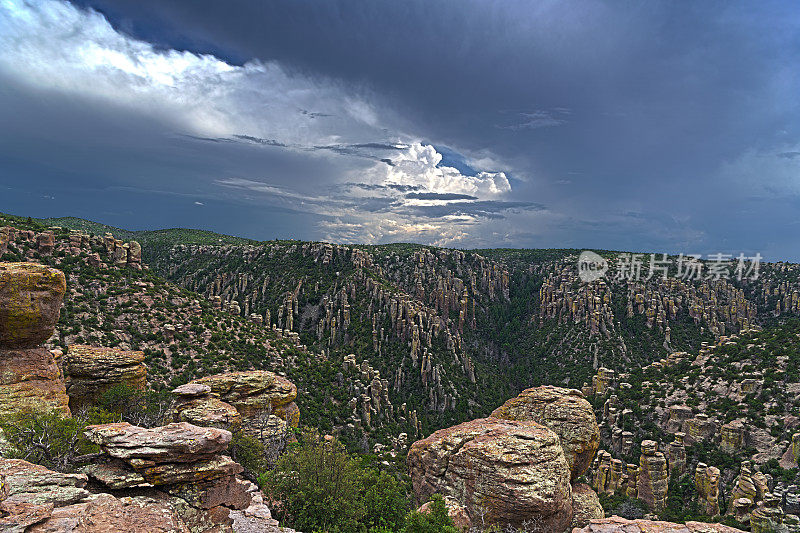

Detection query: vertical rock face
xmin=490 ymin=385 xmax=599 ymax=480
xmin=668 ymin=432 xmax=687 ymax=477
xmin=0 ymin=263 xmax=70 ymax=417
xmin=0 ymin=347 xmax=71 ymax=418
xmin=782 ymin=432 xmax=800 ymax=469
xmin=407 ymin=417 xmax=573 ymax=531
xmin=0 ymin=262 xmax=66 ymax=349
xmin=637 ymin=440 xmax=668 ymax=512
xmin=720 ymin=419 xmax=747 ymax=454
xmin=694 ymin=463 xmax=721 ymax=517
xmin=64 ymin=345 xmax=147 ymax=412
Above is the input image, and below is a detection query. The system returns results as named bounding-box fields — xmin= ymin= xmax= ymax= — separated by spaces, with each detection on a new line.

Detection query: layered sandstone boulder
xmin=173 ymin=375 xmax=292 ymax=461
xmin=0 ymin=262 xmax=65 ymax=349
xmin=572 ymin=516 xmax=747 ymax=532
xmin=84 ymin=422 xmax=231 ymax=468
xmin=0 ymin=263 xmax=70 ymax=418
xmin=491 ymin=385 xmax=599 ymax=479
xmin=408 ymin=417 xmax=573 ymax=531
xmin=0 ymin=457 xmax=287 ymax=532
xmin=64 ymin=345 xmax=147 ymax=412
xmin=171 ymin=383 xmax=243 ymax=431
xmin=0 ymin=347 xmax=71 ymax=417
xmin=192 ymin=371 xmax=299 ymax=427
xmin=74 ymin=421 xmax=291 ymax=530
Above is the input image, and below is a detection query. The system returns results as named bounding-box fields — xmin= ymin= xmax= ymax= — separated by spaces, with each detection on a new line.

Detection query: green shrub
xmin=0 ymin=408 xmax=117 ymax=472
xmin=262 ymin=430 xmax=410 ymax=532
xmin=402 ymin=495 xmax=459 ymax=533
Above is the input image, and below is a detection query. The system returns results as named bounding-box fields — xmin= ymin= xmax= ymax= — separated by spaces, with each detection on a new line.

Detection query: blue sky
xmin=1 ymin=0 xmax=799 ymax=259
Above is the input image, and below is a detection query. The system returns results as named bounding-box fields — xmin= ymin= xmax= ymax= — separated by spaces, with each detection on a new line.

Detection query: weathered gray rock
xmin=84 ymin=422 xmax=231 ymax=468
xmin=408 ymin=417 xmax=573 ymax=531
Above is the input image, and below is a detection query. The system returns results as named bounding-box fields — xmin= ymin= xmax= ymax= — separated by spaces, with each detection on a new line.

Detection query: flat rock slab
xmin=84 ymin=422 xmax=232 ymax=467
xmin=572 ymin=516 xmax=747 ymax=532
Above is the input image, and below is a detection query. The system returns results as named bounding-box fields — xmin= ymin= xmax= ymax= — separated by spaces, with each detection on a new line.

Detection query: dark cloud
xmin=3 ymin=0 xmax=800 ymax=256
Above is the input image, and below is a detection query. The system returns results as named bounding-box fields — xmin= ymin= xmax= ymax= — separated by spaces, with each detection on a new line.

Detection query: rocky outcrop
xmin=720 ymin=419 xmax=747 ymax=454
xmin=408 ymin=417 xmax=573 ymax=531
xmin=64 ymin=345 xmax=147 ymax=412
xmin=0 ymin=262 xmax=66 ymax=349
xmin=571 ymin=482 xmax=604 ymax=529
xmin=667 ymin=432 xmax=687 ymax=477
xmin=0 ymin=347 xmax=71 ymax=418
xmin=491 ymin=385 xmax=600 ymax=480
xmin=0 ymin=456 xmax=293 ymax=532
xmin=694 ymin=463 xmax=721 ymax=517
xmin=78 ymin=421 xmax=288 ymax=531
xmin=191 ymin=371 xmax=299 ymax=427
xmin=572 ymin=516 xmax=747 ymax=532
xmin=83 ymin=422 xmax=231 ymax=468
xmin=750 ymin=493 xmax=794 ymax=533
xmin=637 ymin=440 xmax=668 ymax=512
xmin=177 ymin=373 xmax=295 ymax=461
xmin=727 ymin=461 xmax=768 ymax=516
xmin=0 ymin=263 xmax=70 ymax=418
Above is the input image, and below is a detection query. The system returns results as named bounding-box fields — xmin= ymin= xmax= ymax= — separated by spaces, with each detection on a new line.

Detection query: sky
xmin=1 ymin=0 xmax=799 ymax=259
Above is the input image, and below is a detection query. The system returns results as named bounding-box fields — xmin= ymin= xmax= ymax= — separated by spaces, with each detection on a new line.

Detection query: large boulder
xmin=192 ymin=371 xmax=299 ymax=427
xmin=0 ymin=262 xmax=66 ymax=349
xmin=0 ymin=347 xmax=71 ymax=417
xmin=572 ymin=516 xmax=746 ymax=532
xmin=571 ymin=482 xmax=604 ymax=529
xmin=408 ymin=417 xmax=573 ymax=531
xmin=491 ymin=385 xmax=600 ymax=479
xmin=84 ymin=422 xmax=231 ymax=468
xmin=64 ymin=345 xmax=147 ymax=412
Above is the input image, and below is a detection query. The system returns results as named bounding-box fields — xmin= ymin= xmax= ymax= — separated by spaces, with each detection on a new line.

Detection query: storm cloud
xmin=1 ymin=0 xmax=799 ymax=257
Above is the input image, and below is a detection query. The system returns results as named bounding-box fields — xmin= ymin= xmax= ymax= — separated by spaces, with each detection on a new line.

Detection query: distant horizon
xmin=3 ymin=209 xmax=796 ymax=265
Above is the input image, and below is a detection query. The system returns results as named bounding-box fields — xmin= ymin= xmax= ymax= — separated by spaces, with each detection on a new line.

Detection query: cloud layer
xmin=1 ymin=0 xmax=800 ymax=258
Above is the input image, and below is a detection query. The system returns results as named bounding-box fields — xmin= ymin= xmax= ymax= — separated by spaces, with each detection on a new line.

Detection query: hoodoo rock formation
xmin=0 ymin=262 xmax=70 ymax=418
xmin=0 ymin=262 xmax=65 ymax=349
xmin=192 ymin=371 xmax=300 ymax=428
